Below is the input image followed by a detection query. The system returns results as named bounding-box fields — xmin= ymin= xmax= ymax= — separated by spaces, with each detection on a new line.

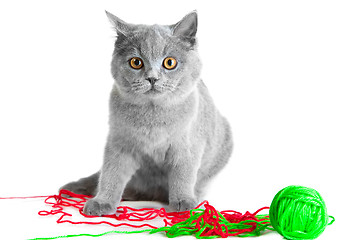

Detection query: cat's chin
xmin=144 ymin=88 xmax=162 ymax=96
xmin=141 ymin=89 xmax=169 ymax=101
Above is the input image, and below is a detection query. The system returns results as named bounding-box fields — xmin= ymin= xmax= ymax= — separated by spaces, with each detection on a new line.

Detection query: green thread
xmin=29 ymin=230 xmax=151 ymax=240
xmin=30 ymin=209 xmax=271 ymax=239
xmin=31 ymin=185 xmax=334 ymax=240
xmin=269 ymin=185 xmax=334 ymax=240
xmin=150 ymin=208 xmax=272 ymax=239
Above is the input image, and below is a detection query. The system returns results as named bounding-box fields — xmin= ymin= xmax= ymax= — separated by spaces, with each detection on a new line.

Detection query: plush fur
xmin=61 ymin=11 xmax=233 ymax=215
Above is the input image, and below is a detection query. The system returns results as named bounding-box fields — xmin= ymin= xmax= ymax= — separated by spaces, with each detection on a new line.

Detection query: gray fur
xmin=61 ymin=11 xmax=233 ymax=215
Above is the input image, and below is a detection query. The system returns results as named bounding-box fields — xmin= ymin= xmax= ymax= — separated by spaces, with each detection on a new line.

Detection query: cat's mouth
xmin=131 ymin=81 xmax=175 ymax=96
xmin=144 ymin=86 xmax=162 ymax=95
xmin=131 ymin=82 xmax=161 ymax=95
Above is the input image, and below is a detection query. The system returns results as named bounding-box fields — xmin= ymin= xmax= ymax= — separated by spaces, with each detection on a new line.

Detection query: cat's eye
xmin=129 ymin=57 xmax=144 ymax=69
xmin=163 ymin=57 xmax=177 ymax=70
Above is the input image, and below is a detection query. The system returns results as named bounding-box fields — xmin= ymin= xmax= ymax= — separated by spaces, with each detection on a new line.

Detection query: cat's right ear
xmin=171 ymin=11 xmax=198 ymax=46
xmin=105 ymin=11 xmax=131 ymax=38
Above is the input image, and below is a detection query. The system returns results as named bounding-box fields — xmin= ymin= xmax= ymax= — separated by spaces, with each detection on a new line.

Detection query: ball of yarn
xmin=269 ymin=186 xmax=331 ymax=240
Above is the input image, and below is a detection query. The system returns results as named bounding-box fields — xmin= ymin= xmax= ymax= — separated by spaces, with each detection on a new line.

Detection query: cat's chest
xmin=119 ymin=104 xmax=181 ymax=131
xmin=112 ymin=101 xmax=195 ymax=148
xmin=123 ymin=105 xmax=175 ymax=128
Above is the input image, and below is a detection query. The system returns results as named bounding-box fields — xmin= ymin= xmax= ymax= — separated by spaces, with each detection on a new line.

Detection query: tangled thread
xmin=32 ymin=189 xmax=271 ymax=239
xmin=1 ymin=186 xmax=334 ymax=239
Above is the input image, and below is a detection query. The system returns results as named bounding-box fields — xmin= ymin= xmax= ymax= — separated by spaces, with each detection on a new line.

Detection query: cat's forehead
xmin=137 ymin=26 xmax=167 ymax=56
xmin=124 ymin=25 xmax=179 ymax=59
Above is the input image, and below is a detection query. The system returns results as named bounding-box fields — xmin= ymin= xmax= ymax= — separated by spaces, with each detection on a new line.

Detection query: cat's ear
xmin=171 ymin=11 xmax=198 ymax=44
xmin=105 ymin=11 xmax=131 ymax=37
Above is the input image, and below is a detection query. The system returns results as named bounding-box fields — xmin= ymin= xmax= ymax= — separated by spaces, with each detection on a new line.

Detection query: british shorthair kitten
xmin=61 ymin=11 xmax=233 ymax=215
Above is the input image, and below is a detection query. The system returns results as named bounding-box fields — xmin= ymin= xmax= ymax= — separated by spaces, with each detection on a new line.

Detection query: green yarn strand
xmin=29 ymin=230 xmax=151 ymax=240
xmin=150 ymin=208 xmax=273 ymax=239
xmin=328 ymin=215 xmax=335 ymax=225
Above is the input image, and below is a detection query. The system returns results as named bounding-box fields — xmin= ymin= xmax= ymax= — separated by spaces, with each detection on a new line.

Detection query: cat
xmin=61 ymin=10 xmax=233 ymax=215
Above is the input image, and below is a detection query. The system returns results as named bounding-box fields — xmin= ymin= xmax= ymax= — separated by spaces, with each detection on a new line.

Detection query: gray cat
xmin=61 ymin=10 xmax=233 ymax=215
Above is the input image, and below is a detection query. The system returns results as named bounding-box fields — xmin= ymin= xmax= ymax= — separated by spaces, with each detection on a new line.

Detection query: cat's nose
xmin=145 ymin=77 xmax=159 ymax=85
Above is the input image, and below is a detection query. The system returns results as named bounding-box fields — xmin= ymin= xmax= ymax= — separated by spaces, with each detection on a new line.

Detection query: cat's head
xmin=106 ymin=11 xmax=201 ymax=104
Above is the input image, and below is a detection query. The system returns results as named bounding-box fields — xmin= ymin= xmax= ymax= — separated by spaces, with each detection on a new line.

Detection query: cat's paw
xmin=169 ymin=197 xmax=197 ymax=212
xmin=83 ymin=198 xmax=117 ymax=216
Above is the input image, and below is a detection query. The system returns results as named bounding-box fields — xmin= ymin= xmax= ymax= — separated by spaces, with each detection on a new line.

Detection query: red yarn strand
xmin=1 ymin=190 xmax=272 ymax=238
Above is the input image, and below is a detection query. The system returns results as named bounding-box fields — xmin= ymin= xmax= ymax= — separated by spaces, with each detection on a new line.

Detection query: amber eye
xmin=129 ymin=57 xmax=144 ymax=69
xmin=163 ymin=57 xmax=177 ymax=70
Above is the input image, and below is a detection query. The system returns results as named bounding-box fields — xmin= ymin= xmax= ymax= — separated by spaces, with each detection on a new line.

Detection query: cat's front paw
xmin=83 ymin=198 xmax=117 ymax=216
xmin=169 ymin=197 xmax=197 ymax=212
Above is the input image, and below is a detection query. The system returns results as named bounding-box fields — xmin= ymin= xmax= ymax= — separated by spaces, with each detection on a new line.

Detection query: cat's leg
xmin=60 ymin=172 xmax=99 ymax=196
xmin=83 ymin=143 xmax=139 ymax=216
xmin=167 ymin=141 xmax=204 ymax=211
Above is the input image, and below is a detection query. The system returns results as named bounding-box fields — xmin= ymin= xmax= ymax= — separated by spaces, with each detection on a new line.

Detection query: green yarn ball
xmin=269 ymin=186 xmax=332 ymax=240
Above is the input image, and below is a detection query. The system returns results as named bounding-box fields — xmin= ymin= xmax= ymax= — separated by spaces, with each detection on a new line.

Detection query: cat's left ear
xmin=105 ymin=11 xmax=132 ymax=38
xmin=171 ymin=11 xmax=198 ymax=44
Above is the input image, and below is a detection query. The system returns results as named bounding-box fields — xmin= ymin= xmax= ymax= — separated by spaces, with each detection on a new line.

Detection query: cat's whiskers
xmin=131 ymin=80 xmax=144 ymax=86
xmin=131 ymin=81 xmax=152 ymax=94
xmin=155 ymin=83 xmax=176 ymax=92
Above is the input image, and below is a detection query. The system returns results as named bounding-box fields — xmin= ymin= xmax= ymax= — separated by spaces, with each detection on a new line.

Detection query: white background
xmin=0 ymin=0 xmax=359 ymax=239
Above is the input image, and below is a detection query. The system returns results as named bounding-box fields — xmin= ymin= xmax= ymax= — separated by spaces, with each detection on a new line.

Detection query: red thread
xmin=1 ymin=190 xmax=270 ymax=238
xmin=0 ymin=195 xmax=51 ymax=200
xmin=37 ymin=190 xmax=195 ymax=229
xmin=36 ymin=190 xmax=270 ymax=236
xmin=189 ymin=202 xmax=270 ymax=237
